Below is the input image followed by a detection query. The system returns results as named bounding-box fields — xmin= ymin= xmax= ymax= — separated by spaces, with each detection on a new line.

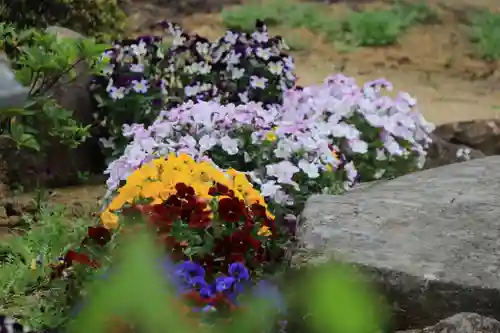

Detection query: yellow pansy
xmin=140 ymin=180 xmax=165 ymax=200
xmin=101 ymin=209 xmax=119 ymax=229
xmin=257 ymin=225 xmax=272 ymax=236
xmin=101 ymin=153 xmax=274 ymax=229
xmin=264 ymin=127 xmax=278 ymax=142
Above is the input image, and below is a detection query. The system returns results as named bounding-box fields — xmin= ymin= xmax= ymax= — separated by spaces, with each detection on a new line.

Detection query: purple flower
xmin=174 ymin=260 xmax=206 ymax=280
xmin=228 ymin=262 xmax=250 ymax=282
xmin=187 ymin=275 xmax=210 ymax=291
xmin=215 ymin=276 xmax=236 ymax=293
xmin=199 ymin=284 xmax=216 ymax=299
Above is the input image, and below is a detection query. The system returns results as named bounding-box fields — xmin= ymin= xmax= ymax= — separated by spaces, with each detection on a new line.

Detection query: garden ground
xmin=126 ymin=0 xmax=500 ymax=125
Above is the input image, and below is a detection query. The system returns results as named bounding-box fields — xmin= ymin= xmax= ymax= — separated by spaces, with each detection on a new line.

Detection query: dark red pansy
xmin=209 ymin=183 xmax=234 ymax=197
xmin=65 ymin=250 xmax=100 ymax=269
xmin=176 ymin=183 xmax=195 ymax=197
xmin=87 ymin=226 xmax=112 ymax=246
xmin=218 ymin=197 xmax=245 ymax=223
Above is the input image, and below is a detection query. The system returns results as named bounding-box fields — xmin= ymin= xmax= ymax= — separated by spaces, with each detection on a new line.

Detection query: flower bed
xmin=0 ymin=19 xmax=435 ymax=333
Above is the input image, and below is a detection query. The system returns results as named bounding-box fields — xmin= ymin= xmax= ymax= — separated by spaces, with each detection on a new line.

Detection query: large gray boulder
xmin=291 ymin=156 xmax=500 ymax=330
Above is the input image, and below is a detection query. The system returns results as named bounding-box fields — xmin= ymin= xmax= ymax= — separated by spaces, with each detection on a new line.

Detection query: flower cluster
xmin=104 ymin=74 xmax=434 ymax=209
xmin=101 ymin=153 xmax=285 ymax=275
xmin=90 ymin=20 xmax=296 ymax=159
xmin=163 ymin=259 xmax=287 ymax=328
xmin=167 ymin=260 xmax=249 ymax=312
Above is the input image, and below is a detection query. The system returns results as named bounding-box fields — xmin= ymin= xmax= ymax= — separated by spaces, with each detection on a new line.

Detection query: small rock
xmin=396 ymin=312 xmax=500 ymax=333
xmin=433 ymin=119 xmax=500 ymax=156
xmin=424 ymin=134 xmax=486 ymax=169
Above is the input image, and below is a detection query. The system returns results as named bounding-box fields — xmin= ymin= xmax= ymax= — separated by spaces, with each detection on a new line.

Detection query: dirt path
xmin=126 ymin=0 xmax=500 ymax=125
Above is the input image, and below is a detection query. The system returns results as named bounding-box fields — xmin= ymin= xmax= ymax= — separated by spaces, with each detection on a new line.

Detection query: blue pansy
xmin=228 ymin=262 xmax=250 ymax=282
xmin=215 ymin=276 xmax=236 ymax=293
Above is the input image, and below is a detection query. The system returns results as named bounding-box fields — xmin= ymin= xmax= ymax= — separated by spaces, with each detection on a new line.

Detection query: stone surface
xmin=396 ymin=313 xmax=500 ymax=333
xmin=0 ymin=52 xmax=29 ymax=109
xmin=291 ymin=156 xmax=500 ymax=329
xmin=433 ymin=119 xmax=500 ymax=156
xmin=424 ymin=134 xmax=486 ymax=169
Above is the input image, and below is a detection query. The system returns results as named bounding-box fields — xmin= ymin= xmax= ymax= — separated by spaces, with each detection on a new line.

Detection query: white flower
xmin=231 ymin=67 xmax=245 ymax=79
xmin=298 ymin=159 xmax=320 ymax=179
xmin=255 ymin=47 xmax=271 ymax=60
xmin=225 ymin=51 xmax=241 ymax=66
xmin=131 ymin=41 xmax=147 ymax=56
xmin=268 ymin=61 xmax=283 ymax=75
xmin=132 ymin=79 xmax=148 ymax=94
xmin=185 ymin=85 xmax=200 ymax=97
xmin=224 ymin=31 xmax=238 ymax=44
xmin=220 ymin=135 xmax=239 ymax=155
xmin=456 ymin=147 xmax=471 ymax=161
xmin=129 ymin=63 xmax=144 ymax=73
xmin=252 ymin=31 xmax=269 ymax=43
xmin=195 ymin=42 xmax=210 ymax=56
xmin=344 ymin=161 xmax=358 ymax=184
xmin=260 ymin=180 xmax=281 ymax=197
xmin=383 ymin=136 xmax=404 ymax=156
xmin=108 ymin=86 xmax=125 ymax=100
xmin=238 ymin=91 xmax=249 ymax=103
xmin=250 ymin=76 xmax=268 ymax=89
xmin=348 ymin=139 xmax=368 ymax=154
xmin=199 ymin=134 xmax=217 ymax=153
xmin=266 ymin=161 xmax=299 ymax=187
xmin=274 ymin=140 xmax=297 ymax=159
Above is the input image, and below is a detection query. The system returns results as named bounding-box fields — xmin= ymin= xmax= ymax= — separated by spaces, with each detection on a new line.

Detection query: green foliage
xmin=0 ymin=0 xmax=126 ymax=41
xmin=221 ymin=0 xmax=437 ymax=47
xmin=467 ymin=9 xmax=500 ymax=60
xmin=221 ymin=0 xmax=334 ymax=34
xmin=343 ymin=10 xmax=405 ymax=46
xmin=0 ymin=205 xmax=96 ymax=329
xmin=0 ymin=23 xmax=108 ymax=152
xmin=343 ymin=2 xmax=437 ymax=46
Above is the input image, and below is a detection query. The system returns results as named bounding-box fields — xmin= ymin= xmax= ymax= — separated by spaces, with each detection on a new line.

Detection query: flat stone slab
xmin=291 ymin=156 xmax=500 ymax=329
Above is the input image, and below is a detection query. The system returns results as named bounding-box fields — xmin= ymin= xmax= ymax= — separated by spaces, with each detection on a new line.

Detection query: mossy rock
xmin=0 ymin=0 xmax=127 ymax=40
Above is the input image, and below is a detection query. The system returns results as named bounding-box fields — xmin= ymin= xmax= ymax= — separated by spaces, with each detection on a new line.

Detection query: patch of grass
xmin=221 ymin=0 xmax=335 ymax=33
xmin=342 ymin=10 xmax=405 ymax=46
xmin=467 ymin=10 xmax=500 ymax=60
xmin=0 ymin=205 xmax=95 ymax=330
xmin=221 ymin=0 xmax=438 ymax=48
xmin=341 ymin=2 xmax=438 ymax=46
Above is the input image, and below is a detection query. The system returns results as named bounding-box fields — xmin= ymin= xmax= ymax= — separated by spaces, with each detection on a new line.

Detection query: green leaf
xmin=306 ymin=263 xmax=386 ymax=333
xmin=0 ymin=107 xmax=35 ymax=118
xmin=9 ymin=121 xmax=25 ymax=140
xmin=19 ymin=133 xmax=40 ymax=151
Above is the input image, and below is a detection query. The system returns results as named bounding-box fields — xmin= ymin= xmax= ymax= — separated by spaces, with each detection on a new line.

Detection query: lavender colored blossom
xmin=104 ymin=74 xmax=434 ymax=206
